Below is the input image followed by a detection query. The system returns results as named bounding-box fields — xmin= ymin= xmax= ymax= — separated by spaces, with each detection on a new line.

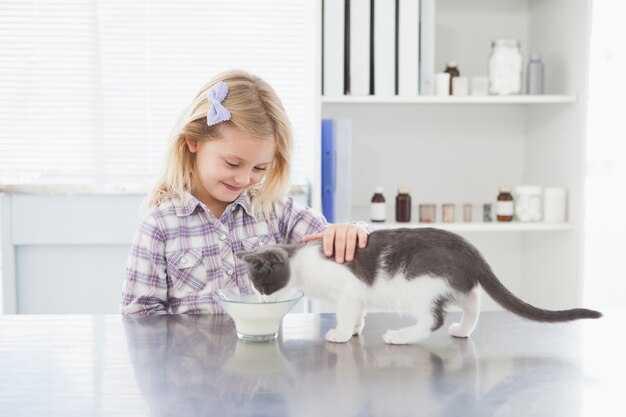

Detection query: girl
xmin=121 ymin=70 xmax=370 ymax=315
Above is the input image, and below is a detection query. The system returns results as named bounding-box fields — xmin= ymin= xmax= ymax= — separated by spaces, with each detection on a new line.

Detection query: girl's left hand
xmin=302 ymin=224 xmax=368 ymax=264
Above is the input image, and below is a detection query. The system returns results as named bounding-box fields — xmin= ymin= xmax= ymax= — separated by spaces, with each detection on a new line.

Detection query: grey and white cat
xmin=235 ymin=228 xmax=601 ymax=344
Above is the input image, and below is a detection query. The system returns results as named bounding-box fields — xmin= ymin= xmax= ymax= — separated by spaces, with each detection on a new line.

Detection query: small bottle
xmin=370 ymin=187 xmax=386 ymax=222
xmin=463 ymin=204 xmax=472 ymax=222
xmin=527 ymin=54 xmax=544 ymax=95
xmin=444 ymin=61 xmax=460 ymax=95
xmin=496 ymin=187 xmax=515 ymax=222
xmin=395 ymin=188 xmax=412 ymax=222
xmin=483 ymin=203 xmax=493 ymax=222
xmin=442 ymin=203 xmax=455 ymax=223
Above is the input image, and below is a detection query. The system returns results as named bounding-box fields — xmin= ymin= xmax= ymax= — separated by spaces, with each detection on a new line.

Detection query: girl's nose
xmin=233 ymin=171 xmax=251 ymax=186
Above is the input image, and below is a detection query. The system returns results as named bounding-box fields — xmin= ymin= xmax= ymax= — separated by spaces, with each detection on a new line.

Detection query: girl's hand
xmin=302 ymin=224 xmax=368 ymax=264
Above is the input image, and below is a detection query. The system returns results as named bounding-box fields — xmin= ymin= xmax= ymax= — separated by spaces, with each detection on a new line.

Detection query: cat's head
xmin=235 ymin=246 xmax=291 ymax=297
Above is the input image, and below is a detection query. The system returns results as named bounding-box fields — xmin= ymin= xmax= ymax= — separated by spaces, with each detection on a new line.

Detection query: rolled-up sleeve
xmin=275 ymin=197 xmax=373 ymax=243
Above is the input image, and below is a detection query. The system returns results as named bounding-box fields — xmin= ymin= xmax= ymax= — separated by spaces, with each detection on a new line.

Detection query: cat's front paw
xmin=448 ymin=323 xmax=471 ymax=338
xmin=352 ymin=320 xmax=365 ymax=336
xmin=325 ymin=328 xmax=352 ymax=343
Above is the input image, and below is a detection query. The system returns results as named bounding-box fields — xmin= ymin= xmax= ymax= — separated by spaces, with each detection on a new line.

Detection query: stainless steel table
xmin=0 ymin=311 xmax=623 ymax=417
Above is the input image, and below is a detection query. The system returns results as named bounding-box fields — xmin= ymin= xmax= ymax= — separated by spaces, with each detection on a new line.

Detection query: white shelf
xmin=365 ymin=221 xmax=573 ymax=232
xmin=322 ymin=95 xmax=577 ymax=105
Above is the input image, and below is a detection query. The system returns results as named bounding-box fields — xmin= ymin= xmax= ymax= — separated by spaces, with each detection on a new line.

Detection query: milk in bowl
xmin=213 ymin=287 xmax=303 ymax=341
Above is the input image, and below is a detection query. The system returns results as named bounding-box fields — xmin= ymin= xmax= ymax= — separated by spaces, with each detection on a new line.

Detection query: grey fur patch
xmin=431 ymin=296 xmax=448 ymax=332
xmin=342 ymin=228 xmax=485 ymax=292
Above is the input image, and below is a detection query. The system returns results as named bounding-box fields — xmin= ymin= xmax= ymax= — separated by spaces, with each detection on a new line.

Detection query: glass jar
xmin=488 ymin=39 xmax=523 ymax=95
xmin=483 ymin=203 xmax=493 ymax=222
xmin=395 ymin=188 xmax=412 ymax=222
xmin=463 ymin=204 xmax=472 ymax=222
xmin=419 ymin=204 xmax=435 ymax=223
xmin=442 ymin=203 xmax=455 ymax=223
xmin=514 ymin=185 xmax=542 ymax=222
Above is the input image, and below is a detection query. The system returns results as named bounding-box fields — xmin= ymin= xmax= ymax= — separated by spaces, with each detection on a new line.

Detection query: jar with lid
xmin=514 ymin=185 xmax=542 ymax=222
xmin=395 ymin=188 xmax=412 ymax=222
xmin=496 ymin=187 xmax=514 ymax=222
xmin=488 ymin=39 xmax=523 ymax=95
xmin=370 ymin=187 xmax=386 ymax=222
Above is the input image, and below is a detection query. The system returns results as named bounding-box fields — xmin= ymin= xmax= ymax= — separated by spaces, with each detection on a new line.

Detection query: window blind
xmin=0 ymin=0 xmax=317 ymax=187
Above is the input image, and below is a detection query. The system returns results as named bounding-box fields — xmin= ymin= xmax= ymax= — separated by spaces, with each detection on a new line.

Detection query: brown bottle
xmin=395 ymin=188 xmax=412 ymax=222
xmin=496 ymin=187 xmax=514 ymax=222
xmin=370 ymin=187 xmax=386 ymax=222
xmin=444 ymin=61 xmax=460 ymax=95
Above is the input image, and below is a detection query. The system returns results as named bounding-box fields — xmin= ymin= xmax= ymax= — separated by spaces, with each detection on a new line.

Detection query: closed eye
xmin=225 ymin=160 xmax=239 ymax=168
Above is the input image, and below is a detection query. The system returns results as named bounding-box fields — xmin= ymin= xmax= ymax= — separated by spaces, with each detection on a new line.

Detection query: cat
xmin=235 ymin=228 xmax=601 ymax=344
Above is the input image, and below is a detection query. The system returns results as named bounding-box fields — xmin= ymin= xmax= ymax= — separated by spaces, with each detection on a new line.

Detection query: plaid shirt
xmin=121 ymin=191 xmax=328 ymax=315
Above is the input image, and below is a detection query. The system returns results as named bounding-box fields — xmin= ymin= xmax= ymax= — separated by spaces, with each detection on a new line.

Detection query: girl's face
xmin=186 ymin=126 xmax=275 ymax=217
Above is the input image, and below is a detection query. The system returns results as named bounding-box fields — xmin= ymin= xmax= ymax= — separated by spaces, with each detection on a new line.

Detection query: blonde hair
xmin=148 ymin=69 xmax=293 ymax=215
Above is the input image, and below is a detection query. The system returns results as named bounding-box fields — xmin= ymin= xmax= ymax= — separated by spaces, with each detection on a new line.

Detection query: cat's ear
xmin=237 ymin=252 xmax=266 ymax=269
xmin=235 ymin=250 xmax=251 ymax=260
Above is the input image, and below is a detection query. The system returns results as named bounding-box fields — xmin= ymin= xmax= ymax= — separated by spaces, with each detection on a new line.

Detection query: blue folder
xmin=321 ymin=119 xmax=336 ymax=223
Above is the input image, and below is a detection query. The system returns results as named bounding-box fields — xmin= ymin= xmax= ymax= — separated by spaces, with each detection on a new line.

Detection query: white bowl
xmin=212 ymin=287 xmax=303 ymax=342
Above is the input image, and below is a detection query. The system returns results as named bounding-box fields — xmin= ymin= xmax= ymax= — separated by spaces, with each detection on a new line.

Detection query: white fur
xmin=288 ymin=245 xmax=481 ymax=344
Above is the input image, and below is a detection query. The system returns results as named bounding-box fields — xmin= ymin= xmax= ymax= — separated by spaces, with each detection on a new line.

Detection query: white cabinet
xmin=1 ymin=193 xmax=145 ymax=313
xmin=319 ymin=0 xmax=591 ymax=310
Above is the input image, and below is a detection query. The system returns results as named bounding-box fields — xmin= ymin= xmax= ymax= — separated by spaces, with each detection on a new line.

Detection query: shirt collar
xmin=172 ymin=191 xmax=254 ymax=217
xmin=231 ymin=192 xmax=254 ymax=216
xmin=172 ymin=191 xmax=202 ymax=217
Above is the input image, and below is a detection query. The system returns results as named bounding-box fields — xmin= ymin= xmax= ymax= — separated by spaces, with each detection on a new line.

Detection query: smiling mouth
xmin=222 ymin=182 xmax=242 ymax=192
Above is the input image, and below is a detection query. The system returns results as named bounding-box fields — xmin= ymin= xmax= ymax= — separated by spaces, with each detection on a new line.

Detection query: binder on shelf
xmin=321 ymin=119 xmax=336 ymax=222
xmin=334 ymin=119 xmax=352 ymax=223
xmin=321 ymin=119 xmax=353 ymax=223
xmin=348 ymin=0 xmax=371 ymax=96
xmin=323 ymin=0 xmax=345 ymax=96
xmin=373 ymin=0 xmax=396 ymax=96
xmin=419 ymin=0 xmax=436 ymax=95
xmin=398 ymin=0 xmax=420 ymax=96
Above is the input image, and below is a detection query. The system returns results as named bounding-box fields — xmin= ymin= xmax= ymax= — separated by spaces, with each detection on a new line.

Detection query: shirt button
xmin=219 ymin=234 xmax=226 ymax=241
xmin=226 ymin=270 xmax=234 ymax=276
xmin=180 ymin=257 xmax=187 ymax=264
xmin=258 ymin=242 xmax=264 ymax=247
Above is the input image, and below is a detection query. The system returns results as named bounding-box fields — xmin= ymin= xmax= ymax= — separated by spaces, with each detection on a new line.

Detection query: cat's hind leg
xmin=383 ymin=306 xmax=441 ymax=345
xmin=448 ymin=286 xmax=481 ymax=338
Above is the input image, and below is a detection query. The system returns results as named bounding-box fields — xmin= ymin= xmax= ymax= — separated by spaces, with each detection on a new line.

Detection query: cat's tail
xmin=477 ymin=269 xmax=602 ymax=322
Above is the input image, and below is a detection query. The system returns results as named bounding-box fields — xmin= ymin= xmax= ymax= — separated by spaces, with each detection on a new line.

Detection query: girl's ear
xmin=184 ymin=136 xmax=198 ymax=153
